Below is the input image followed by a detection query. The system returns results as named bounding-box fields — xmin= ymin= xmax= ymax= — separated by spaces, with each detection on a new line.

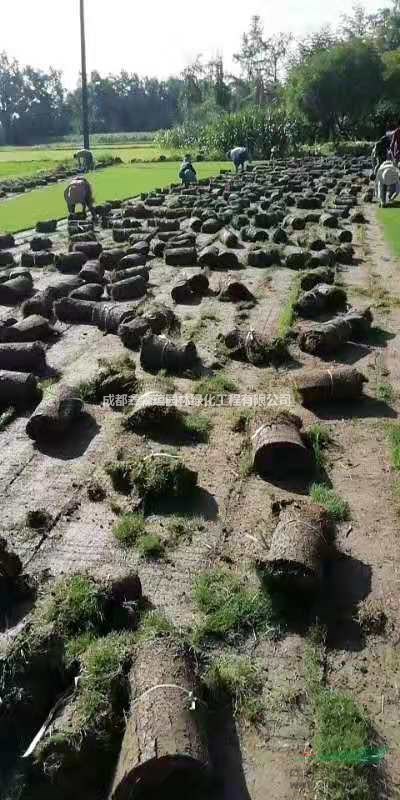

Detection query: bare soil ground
xmin=1 ymin=165 xmax=400 ymax=799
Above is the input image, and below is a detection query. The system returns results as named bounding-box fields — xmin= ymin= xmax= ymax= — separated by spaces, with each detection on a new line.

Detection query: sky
xmin=0 ymin=0 xmax=389 ymax=87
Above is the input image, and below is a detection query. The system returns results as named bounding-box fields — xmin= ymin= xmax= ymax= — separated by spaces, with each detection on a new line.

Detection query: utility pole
xmin=80 ymin=0 xmax=90 ymax=149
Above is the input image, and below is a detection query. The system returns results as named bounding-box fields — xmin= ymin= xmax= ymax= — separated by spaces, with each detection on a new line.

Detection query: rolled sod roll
xmin=0 ymin=342 xmax=46 ymax=372
xmin=295 ymin=284 xmax=347 ymax=318
xmin=0 ymin=252 xmax=16 ymax=268
xmin=198 ymin=245 xmax=219 ymax=268
xmin=252 ymin=413 xmax=314 ymax=480
xmin=109 ymin=638 xmax=208 ymax=800
xmin=140 ymin=334 xmax=198 ymax=373
xmin=55 ymin=252 xmax=88 ymax=274
xmin=291 ymin=365 xmax=367 ymax=405
xmin=298 ymin=318 xmax=352 ymax=356
xmin=0 ymin=273 xmax=33 ymax=304
xmin=111 ymin=266 xmax=149 ymax=283
xmin=26 ymin=384 xmax=84 ymax=442
xmin=79 ymin=259 xmax=105 ymax=284
xmin=21 ymin=251 xmax=54 ymax=268
xmin=0 ymin=315 xmax=54 ymax=343
xmin=99 ymin=249 xmax=128 ymax=269
xmin=72 ymin=241 xmax=103 ymax=259
xmin=118 ymin=317 xmax=151 ymax=349
xmin=69 ymin=283 xmax=104 ymax=301
xmin=263 ymin=501 xmax=333 ymax=591
xmin=0 ymin=233 xmax=15 ymax=250
xmin=0 ymin=370 xmax=40 ymax=408
xmin=118 ymin=254 xmax=147 ymax=270
xmin=30 ymin=236 xmax=52 ymax=252
xmin=300 ymin=267 xmax=335 ymax=292
xmin=92 ymin=302 xmax=136 ymax=333
xmin=165 ymin=247 xmax=197 ymax=267
xmin=36 ymin=219 xmax=57 ymax=233
xmin=219 ymin=228 xmax=239 ymax=248
xmin=108 ymin=275 xmax=147 ymax=301
xmin=171 ymin=273 xmax=209 ymax=302
xmin=21 ymin=279 xmax=83 ymax=319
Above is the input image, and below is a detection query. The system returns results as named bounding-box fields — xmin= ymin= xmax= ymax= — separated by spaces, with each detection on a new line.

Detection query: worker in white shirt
xmin=375 ymin=160 xmax=400 ymax=208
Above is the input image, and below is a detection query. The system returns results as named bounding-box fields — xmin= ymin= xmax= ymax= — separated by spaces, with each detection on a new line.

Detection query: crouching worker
xmin=227 ymin=146 xmax=250 ymax=173
xmin=74 ymin=148 xmax=95 ymax=172
xmin=64 ymin=177 xmax=97 ymax=222
xmin=179 ymin=154 xmax=197 ymax=187
xmin=375 ymin=160 xmax=400 ymax=208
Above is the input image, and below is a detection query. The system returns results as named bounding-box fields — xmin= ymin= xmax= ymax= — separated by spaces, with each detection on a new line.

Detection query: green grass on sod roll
xmin=0 ymin=161 xmax=228 ymax=233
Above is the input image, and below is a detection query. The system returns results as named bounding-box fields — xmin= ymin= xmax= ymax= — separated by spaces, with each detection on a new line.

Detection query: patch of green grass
xmin=137 ymin=610 xmax=175 ymax=641
xmin=130 ymin=455 xmax=197 ymax=502
xmin=0 ymin=406 xmax=16 ymax=432
xmin=113 ymin=513 xmax=146 ymax=546
xmin=204 ymin=654 xmax=263 ymax=722
xmin=201 ymin=311 xmax=220 ymax=322
xmin=0 ymin=158 xmax=59 ymax=180
xmin=278 ymin=277 xmax=301 ymax=338
xmin=145 ymin=369 xmax=175 ymax=395
xmin=137 ymin=533 xmax=164 ymax=559
xmin=38 ymin=376 xmax=60 ymax=394
xmin=64 ymin=632 xmax=97 ymax=667
xmin=308 ymin=424 xmax=332 ymax=470
xmin=187 ymin=317 xmax=207 ymax=343
xmin=304 ymin=635 xmax=375 ymax=800
xmin=230 ymin=409 xmax=253 ymax=433
xmin=182 ymin=412 xmax=212 ymax=442
xmin=378 ymin=205 xmax=400 ymax=258
xmin=239 ymin=447 xmax=254 ymax=478
xmin=166 ymin=515 xmax=203 ymax=545
xmin=73 ymin=632 xmax=134 ymax=735
xmin=0 ymin=161 xmax=227 ymax=233
xmin=194 ymin=374 xmax=239 ymax=398
xmin=377 ymin=382 xmax=395 ymax=403
xmin=105 ymin=460 xmax=133 ymax=493
xmin=313 ymin=691 xmax=374 ymax=799
xmin=310 ymin=483 xmax=350 ymax=521
xmin=44 ymin=575 xmax=107 ymax=636
xmin=194 ymin=569 xmax=276 ymax=641
xmin=78 ymin=355 xmax=137 ymax=404
xmin=386 ymin=422 xmax=400 ymax=470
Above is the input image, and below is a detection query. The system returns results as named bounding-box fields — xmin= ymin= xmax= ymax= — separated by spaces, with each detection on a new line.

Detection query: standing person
xmin=179 ymin=154 xmax=197 ymax=188
xmin=74 ymin=148 xmax=95 ymax=172
xmin=64 ymin=177 xmax=97 ymax=221
xmin=226 ymin=146 xmax=251 ymax=173
xmin=390 ymin=124 xmax=400 ymax=165
xmin=375 ymin=159 xmax=400 ymax=208
xmin=371 ymin=134 xmax=390 ymax=177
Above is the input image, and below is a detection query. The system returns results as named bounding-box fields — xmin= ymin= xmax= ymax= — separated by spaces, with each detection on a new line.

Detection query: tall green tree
xmin=286 ymin=40 xmax=384 ymax=139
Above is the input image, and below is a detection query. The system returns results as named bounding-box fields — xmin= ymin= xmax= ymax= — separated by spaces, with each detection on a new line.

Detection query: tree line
xmin=1 ymin=1 xmax=400 ymax=146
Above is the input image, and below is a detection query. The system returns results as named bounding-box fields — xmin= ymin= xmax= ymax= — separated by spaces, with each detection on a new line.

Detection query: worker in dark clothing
xmin=390 ymin=125 xmax=400 ymax=166
xmin=74 ymin=149 xmax=95 ymax=172
xmin=371 ymin=134 xmax=391 ymax=177
xmin=179 ymin=154 xmax=197 ymax=187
